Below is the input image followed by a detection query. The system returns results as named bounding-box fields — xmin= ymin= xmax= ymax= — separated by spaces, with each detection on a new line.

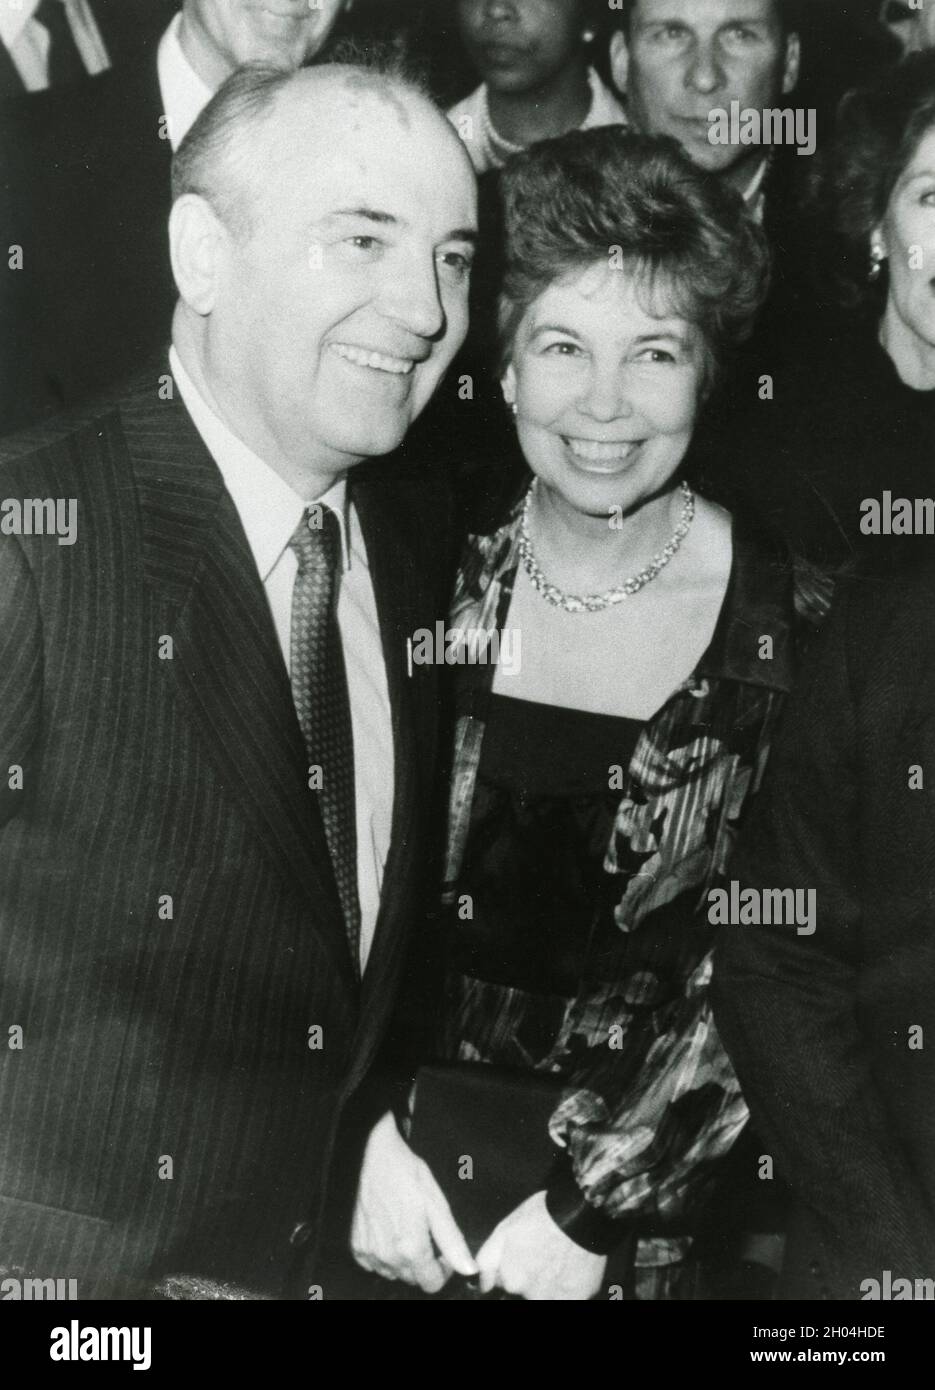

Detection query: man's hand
xmin=475 ymin=1191 xmax=607 ymax=1301
xmin=351 ymin=1111 xmax=478 ymax=1293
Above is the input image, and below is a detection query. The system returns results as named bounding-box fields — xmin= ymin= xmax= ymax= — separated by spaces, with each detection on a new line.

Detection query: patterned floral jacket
xmin=439 ymin=499 xmax=832 ymax=1263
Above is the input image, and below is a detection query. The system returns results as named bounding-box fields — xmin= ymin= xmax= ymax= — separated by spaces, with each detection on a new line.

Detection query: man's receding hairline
xmin=173 ymin=60 xmax=471 ymax=238
xmin=624 ymin=0 xmax=791 ymax=31
xmin=282 ymin=62 xmax=433 ymax=115
xmin=277 ymin=65 xmax=471 ymax=167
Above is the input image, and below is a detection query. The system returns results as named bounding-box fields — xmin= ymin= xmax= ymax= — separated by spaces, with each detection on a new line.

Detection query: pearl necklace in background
xmin=518 ymin=480 xmax=696 ymax=615
xmin=479 ymin=87 xmax=526 ymax=164
xmin=478 ymin=69 xmax=599 ymax=169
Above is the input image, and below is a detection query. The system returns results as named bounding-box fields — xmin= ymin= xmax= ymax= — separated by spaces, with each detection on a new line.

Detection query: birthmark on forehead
xmin=342 ymin=71 xmax=414 ymax=129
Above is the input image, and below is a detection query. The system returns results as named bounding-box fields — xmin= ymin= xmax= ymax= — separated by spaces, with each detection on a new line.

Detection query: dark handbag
xmin=408 ymin=1063 xmax=567 ymax=1256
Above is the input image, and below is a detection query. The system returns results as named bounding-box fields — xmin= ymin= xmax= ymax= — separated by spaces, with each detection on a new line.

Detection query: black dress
xmin=440 ymin=694 xmax=644 ymax=1067
xmin=436 ymin=693 xmax=771 ymax=1299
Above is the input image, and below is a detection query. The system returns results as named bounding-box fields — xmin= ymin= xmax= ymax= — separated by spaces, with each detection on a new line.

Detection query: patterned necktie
xmin=289 ymin=505 xmax=361 ymax=973
xmin=35 ymin=0 xmax=87 ymax=88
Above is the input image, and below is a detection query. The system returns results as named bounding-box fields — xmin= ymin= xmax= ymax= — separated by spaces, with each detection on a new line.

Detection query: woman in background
xmin=700 ymin=52 xmax=935 ymax=567
xmin=448 ymin=0 xmax=624 ymax=174
xmin=878 ymin=0 xmax=935 ymax=57
xmin=354 ymin=128 xmax=831 ymax=1300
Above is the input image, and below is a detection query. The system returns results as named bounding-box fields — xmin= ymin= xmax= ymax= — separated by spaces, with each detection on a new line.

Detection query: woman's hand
xmin=351 ymin=1111 xmax=478 ymax=1294
xmin=475 ymin=1191 xmax=607 ymax=1300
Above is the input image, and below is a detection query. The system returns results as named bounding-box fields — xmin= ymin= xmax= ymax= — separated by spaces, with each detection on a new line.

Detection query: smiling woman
xmin=827 ymin=50 xmax=935 ymax=387
xmin=879 ymin=0 xmax=935 ymax=56
xmin=351 ymin=126 xmax=833 ymax=1302
xmin=704 ymin=50 xmax=935 ymax=566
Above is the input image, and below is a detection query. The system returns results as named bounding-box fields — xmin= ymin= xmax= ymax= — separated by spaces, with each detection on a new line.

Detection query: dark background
xmin=345 ymin=0 xmax=899 ymax=117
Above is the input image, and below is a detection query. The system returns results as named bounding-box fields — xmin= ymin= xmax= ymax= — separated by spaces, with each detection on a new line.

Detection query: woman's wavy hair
xmin=496 ymin=126 xmax=771 ymax=394
xmin=817 ymin=50 xmax=935 ymax=314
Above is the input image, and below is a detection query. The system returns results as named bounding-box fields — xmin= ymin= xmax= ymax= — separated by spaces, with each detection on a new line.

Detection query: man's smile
xmin=329 ymin=343 xmax=419 ymax=376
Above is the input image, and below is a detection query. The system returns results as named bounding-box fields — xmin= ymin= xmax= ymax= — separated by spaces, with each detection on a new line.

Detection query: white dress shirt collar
xmin=741 ymin=153 xmax=771 ymax=224
xmin=0 ymin=0 xmax=41 ymax=48
xmin=169 ymin=345 xmax=351 ymax=579
xmin=157 ymin=11 xmax=214 ymax=152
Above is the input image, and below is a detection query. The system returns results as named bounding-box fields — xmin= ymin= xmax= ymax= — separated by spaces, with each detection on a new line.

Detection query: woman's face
xmin=879 ymin=2 xmax=935 ymax=57
xmin=502 ymin=263 xmax=704 ymax=521
xmin=877 ymin=125 xmax=935 ymax=356
xmin=456 ymin=0 xmax=588 ymax=94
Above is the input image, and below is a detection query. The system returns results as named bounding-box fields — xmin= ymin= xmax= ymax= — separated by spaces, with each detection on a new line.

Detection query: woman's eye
xmin=920 ymin=190 xmax=935 ymax=207
xmin=347 ymin=235 xmax=380 ymax=252
xmin=543 ymin=341 xmax=582 ymax=357
xmin=636 ymin=348 xmax=676 ymax=365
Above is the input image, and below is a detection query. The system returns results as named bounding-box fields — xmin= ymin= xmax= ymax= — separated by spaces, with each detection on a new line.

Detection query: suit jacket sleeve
xmin=712 ymin=578 xmax=935 ymax=1284
xmin=0 ymin=531 xmax=43 ymax=825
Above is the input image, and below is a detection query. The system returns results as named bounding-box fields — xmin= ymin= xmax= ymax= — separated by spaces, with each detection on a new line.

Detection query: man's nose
xmin=482 ymin=0 xmax=518 ymax=22
xmin=685 ymin=41 xmax=726 ymax=96
xmin=908 ymin=22 xmax=926 ymax=53
xmin=578 ymin=367 xmax=634 ymax=423
xmin=379 ymin=254 xmax=446 ymax=342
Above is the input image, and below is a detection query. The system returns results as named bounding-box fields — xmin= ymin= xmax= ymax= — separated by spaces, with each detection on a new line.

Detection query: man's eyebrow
xmin=636 ymin=12 xmax=692 ymax=25
xmin=312 ymin=210 xmax=478 ymax=243
xmin=638 ymin=13 xmax=769 ymax=26
xmin=315 ymin=207 xmax=404 ymax=227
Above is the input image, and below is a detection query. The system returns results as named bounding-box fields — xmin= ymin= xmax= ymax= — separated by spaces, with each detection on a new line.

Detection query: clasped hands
xmin=350 ymin=1111 xmax=606 ymax=1300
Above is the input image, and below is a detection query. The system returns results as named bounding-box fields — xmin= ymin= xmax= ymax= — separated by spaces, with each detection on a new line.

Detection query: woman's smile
xmin=561 ymin=435 xmax=646 ymax=472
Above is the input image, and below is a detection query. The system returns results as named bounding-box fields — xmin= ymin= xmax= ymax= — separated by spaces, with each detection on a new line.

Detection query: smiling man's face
xmin=181 ymin=0 xmax=349 ymax=87
xmin=196 ymin=74 xmax=478 ymax=481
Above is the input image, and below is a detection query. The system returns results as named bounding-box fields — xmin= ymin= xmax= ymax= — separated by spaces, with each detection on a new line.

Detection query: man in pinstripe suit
xmin=0 ymin=59 xmax=478 ymax=1298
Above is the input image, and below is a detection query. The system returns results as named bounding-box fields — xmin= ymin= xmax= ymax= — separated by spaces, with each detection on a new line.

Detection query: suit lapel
xmin=0 ymin=38 xmax=25 ymax=100
xmin=122 ymin=377 xmax=356 ymax=988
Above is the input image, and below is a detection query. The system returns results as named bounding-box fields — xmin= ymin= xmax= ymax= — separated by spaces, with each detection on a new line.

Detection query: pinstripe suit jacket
xmin=0 ymin=366 xmax=454 ymax=1298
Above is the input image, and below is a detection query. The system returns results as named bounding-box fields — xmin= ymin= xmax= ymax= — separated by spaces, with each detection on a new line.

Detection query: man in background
xmin=0 ymin=0 xmax=173 ymax=99
xmin=1 ymin=0 xmax=352 ymax=430
xmin=608 ymin=0 xmax=802 ymax=222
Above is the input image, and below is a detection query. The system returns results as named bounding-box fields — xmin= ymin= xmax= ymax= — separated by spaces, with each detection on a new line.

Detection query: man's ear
xmin=609 ymin=29 xmax=630 ymax=95
xmin=169 ymin=193 xmax=226 ymax=317
xmin=782 ymin=32 xmax=801 ymax=95
xmin=501 ymin=363 xmax=518 ymax=409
